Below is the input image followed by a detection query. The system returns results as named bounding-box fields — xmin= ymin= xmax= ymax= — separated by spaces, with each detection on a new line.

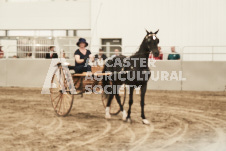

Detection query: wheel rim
xmin=50 ymin=67 xmax=74 ymax=116
xmin=102 ymin=84 xmax=126 ymax=115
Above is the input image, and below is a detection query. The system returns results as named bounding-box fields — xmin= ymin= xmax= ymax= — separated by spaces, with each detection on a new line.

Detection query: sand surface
xmin=0 ymin=87 xmax=226 ymax=151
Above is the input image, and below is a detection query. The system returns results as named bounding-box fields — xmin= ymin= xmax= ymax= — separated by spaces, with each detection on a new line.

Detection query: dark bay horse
xmin=102 ymin=30 xmax=160 ymax=124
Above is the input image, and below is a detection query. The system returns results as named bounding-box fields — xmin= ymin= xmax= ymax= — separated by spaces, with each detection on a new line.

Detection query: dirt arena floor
xmin=0 ymin=87 xmax=226 ymax=151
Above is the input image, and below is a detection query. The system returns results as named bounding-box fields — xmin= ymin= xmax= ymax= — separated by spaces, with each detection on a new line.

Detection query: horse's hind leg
xmin=105 ymin=94 xmax=113 ymax=119
xmin=115 ymin=94 xmax=123 ymax=111
xmin=140 ymin=84 xmax=150 ymax=125
xmin=115 ymin=87 xmax=127 ymax=121
xmin=126 ymin=86 xmax=134 ymax=123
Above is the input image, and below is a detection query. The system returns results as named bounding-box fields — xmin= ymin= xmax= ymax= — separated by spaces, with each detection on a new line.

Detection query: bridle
xmin=145 ymin=33 xmax=158 ymax=53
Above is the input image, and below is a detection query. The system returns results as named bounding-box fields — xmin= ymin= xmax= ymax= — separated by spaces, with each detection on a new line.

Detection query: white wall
xmin=91 ymin=0 xmax=226 ymax=54
xmin=0 ymin=0 xmax=91 ymax=29
xmin=0 ymin=0 xmax=225 ymax=54
xmin=0 ymin=60 xmax=226 ymax=91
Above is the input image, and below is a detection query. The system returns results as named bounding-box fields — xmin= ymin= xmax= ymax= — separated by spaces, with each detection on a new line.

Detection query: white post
xmin=32 ymin=39 xmax=35 ymax=59
xmin=106 ymin=42 xmax=110 ymax=57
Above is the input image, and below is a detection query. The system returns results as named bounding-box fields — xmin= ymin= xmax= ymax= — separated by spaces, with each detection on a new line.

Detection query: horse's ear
xmin=154 ymin=29 xmax=159 ymax=34
xmin=145 ymin=29 xmax=149 ymax=35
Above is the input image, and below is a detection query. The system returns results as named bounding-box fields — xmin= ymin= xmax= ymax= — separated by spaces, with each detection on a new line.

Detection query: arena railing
xmin=2 ymin=44 xmax=58 ymax=59
xmin=1 ymin=44 xmax=226 ymax=61
xmin=63 ymin=44 xmax=123 ymax=59
xmin=181 ymin=46 xmax=226 ymax=61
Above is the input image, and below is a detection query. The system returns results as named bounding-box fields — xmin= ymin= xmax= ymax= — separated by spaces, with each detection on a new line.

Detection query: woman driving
xmin=74 ymin=38 xmax=93 ymax=73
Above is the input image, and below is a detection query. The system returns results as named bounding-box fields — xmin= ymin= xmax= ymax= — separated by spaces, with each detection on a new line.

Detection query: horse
xmin=102 ymin=29 xmax=160 ymax=124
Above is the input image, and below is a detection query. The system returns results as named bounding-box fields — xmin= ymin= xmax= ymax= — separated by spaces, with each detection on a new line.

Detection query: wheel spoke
xmin=63 ymin=75 xmax=68 ymax=90
xmin=65 ymin=94 xmax=72 ymax=108
xmin=52 ymin=93 xmax=61 ymax=102
xmin=61 ymin=69 xmax=68 ymax=93
xmin=53 ymin=74 xmax=61 ymax=87
xmin=58 ymin=97 xmax=63 ymax=114
xmin=63 ymin=95 xmax=69 ymax=114
xmin=62 ymin=96 xmax=65 ymax=115
xmin=55 ymin=95 xmax=61 ymax=109
xmin=62 ymin=95 xmax=66 ymax=113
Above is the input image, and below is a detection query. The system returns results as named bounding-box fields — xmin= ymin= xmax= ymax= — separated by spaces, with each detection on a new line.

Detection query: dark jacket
xmin=94 ymin=54 xmax=107 ymax=61
xmin=46 ymin=52 xmax=58 ymax=59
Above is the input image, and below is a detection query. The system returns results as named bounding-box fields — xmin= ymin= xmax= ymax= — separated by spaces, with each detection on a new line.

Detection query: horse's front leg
xmin=126 ymin=86 xmax=134 ymax=123
xmin=105 ymin=94 xmax=113 ymax=119
xmin=140 ymin=84 xmax=150 ymax=125
xmin=115 ymin=87 xmax=127 ymax=121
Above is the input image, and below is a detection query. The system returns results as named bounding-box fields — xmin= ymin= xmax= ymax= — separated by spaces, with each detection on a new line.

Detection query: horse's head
xmin=145 ymin=29 xmax=160 ymax=57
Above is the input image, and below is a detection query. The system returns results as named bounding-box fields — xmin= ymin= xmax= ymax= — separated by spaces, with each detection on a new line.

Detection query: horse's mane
xmin=133 ymin=37 xmax=149 ymax=56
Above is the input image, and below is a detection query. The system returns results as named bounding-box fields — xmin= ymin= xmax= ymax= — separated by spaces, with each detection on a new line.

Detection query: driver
xmin=74 ymin=38 xmax=93 ymax=73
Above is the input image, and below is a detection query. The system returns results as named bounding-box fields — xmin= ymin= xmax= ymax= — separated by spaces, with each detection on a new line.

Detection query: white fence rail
xmin=1 ymin=44 xmax=226 ymax=61
xmin=181 ymin=46 xmax=226 ymax=61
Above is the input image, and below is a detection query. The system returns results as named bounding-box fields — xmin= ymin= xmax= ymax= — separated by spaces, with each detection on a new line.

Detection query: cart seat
xmin=72 ymin=72 xmax=111 ymax=77
xmin=72 ymin=66 xmax=106 ymax=77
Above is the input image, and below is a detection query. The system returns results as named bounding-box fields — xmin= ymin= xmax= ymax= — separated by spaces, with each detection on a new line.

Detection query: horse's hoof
xmin=105 ymin=107 xmax=111 ymax=119
xmin=105 ymin=114 xmax=111 ymax=119
xmin=126 ymin=118 xmax=132 ymax=123
xmin=142 ymin=119 xmax=150 ymax=125
xmin=122 ymin=110 xmax=127 ymax=121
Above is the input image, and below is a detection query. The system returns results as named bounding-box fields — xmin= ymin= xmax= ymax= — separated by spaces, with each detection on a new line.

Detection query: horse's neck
xmin=135 ymin=51 xmax=149 ymax=58
xmin=127 ymin=45 xmax=149 ymax=69
xmin=135 ymin=39 xmax=150 ymax=58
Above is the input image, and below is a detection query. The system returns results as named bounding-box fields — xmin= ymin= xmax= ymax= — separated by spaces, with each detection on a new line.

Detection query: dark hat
xmin=76 ymin=38 xmax=88 ymax=47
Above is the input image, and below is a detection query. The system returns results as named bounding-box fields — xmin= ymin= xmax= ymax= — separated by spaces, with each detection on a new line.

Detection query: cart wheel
xmin=102 ymin=84 xmax=126 ymax=115
xmin=50 ymin=66 xmax=74 ymax=116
